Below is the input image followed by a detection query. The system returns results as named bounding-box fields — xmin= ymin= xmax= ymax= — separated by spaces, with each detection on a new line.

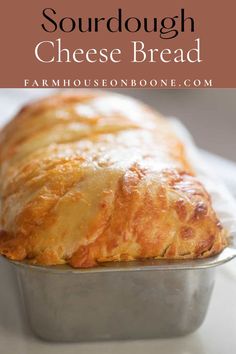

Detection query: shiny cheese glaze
xmin=0 ymin=91 xmax=227 ymax=267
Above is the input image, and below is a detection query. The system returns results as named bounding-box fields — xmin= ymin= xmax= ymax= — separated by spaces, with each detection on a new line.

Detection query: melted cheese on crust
xmin=0 ymin=91 xmax=227 ymax=267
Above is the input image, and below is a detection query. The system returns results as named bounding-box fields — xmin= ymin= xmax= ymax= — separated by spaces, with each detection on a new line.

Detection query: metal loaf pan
xmin=7 ymin=246 xmax=236 ymax=342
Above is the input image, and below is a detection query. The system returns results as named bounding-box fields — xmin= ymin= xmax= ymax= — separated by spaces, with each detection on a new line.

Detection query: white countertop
xmin=0 ymin=90 xmax=236 ymax=353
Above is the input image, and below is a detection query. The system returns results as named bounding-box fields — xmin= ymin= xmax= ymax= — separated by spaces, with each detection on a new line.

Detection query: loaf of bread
xmin=0 ymin=91 xmax=227 ymax=267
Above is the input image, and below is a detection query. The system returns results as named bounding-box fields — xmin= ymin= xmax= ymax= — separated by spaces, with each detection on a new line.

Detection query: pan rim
xmin=4 ymin=246 xmax=236 ymax=274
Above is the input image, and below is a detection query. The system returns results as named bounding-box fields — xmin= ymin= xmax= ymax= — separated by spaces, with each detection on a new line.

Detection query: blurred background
xmin=0 ymin=89 xmax=235 ymax=161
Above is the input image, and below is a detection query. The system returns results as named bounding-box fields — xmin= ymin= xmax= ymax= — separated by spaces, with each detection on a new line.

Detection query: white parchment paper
xmin=170 ymin=118 xmax=236 ymax=241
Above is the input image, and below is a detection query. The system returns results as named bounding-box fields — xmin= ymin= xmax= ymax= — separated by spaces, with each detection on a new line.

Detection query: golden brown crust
xmin=0 ymin=91 xmax=227 ymax=268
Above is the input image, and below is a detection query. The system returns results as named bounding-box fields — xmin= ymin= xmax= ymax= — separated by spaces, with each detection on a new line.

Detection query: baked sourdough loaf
xmin=0 ymin=91 xmax=227 ymax=268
